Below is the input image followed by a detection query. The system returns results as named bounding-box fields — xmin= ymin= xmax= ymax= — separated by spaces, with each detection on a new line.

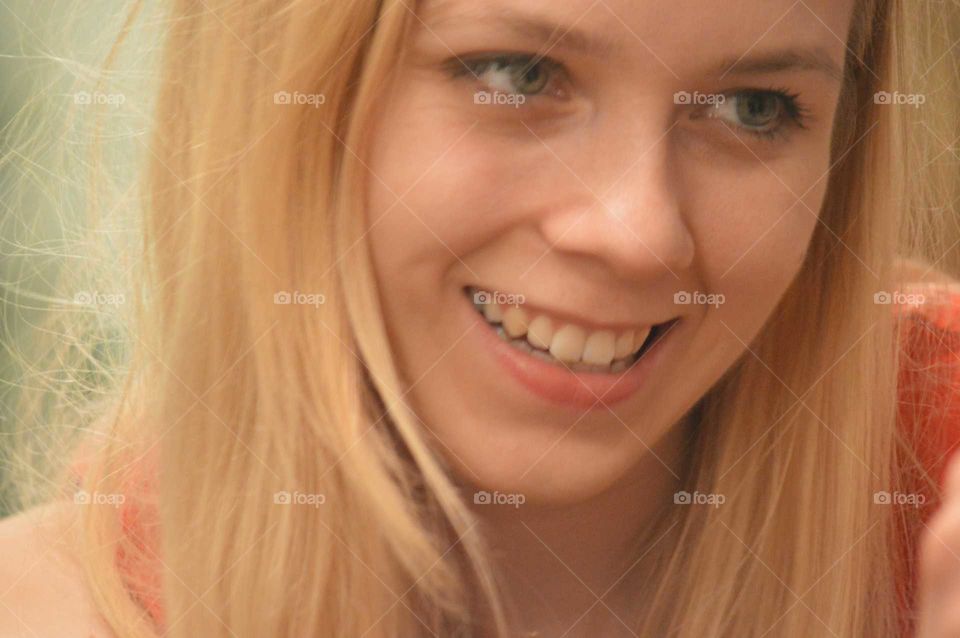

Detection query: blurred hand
xmin=916 ymin=453 xmax=960 ymax=638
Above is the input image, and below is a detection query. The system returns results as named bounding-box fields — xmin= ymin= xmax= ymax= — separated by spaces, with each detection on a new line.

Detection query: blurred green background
xmin=0 ymin=1 xmax=149 ymax=517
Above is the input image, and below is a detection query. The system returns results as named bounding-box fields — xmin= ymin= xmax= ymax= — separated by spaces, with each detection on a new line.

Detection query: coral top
xmin=78 ymin=283 xmax=960 ymax=635
xmin=894 ymin=283 xmax=960 ymax=635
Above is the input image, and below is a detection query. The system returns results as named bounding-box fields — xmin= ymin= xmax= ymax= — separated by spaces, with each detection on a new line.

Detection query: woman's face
xmin=365 ymin=0 xmax=855 ymax=502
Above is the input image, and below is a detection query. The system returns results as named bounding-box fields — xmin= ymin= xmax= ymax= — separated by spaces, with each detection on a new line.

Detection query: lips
xmin=464 ymin=286 xmax=679 ymax=409
xmin=468 ymin=287 xmax=664 ymax=373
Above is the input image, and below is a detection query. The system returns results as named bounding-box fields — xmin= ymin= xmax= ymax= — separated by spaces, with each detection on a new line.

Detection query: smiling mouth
xmin=466 ymin=286 xmax=674 ymax=374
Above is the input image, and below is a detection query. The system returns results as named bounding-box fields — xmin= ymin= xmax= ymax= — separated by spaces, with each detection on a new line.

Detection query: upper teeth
xmin=473 ymin=290 xmax=651 ymax=366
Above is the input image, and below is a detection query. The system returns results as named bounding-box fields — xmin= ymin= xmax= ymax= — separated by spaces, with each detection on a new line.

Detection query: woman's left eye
xmin=700 ymin=89 xmax=809 ymax=140
xmin=448 ymin=53 xmax=564 ymax=98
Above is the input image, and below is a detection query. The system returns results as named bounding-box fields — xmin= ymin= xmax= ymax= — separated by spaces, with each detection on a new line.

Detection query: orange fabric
xmin=894 ymin=284 xmax=960 ymax=637
xmin=897 ymin=285 xmax=960 ymax=485
xmin=115 ymin=449 xmax=163 ymax=629
xmin=76 ymin=284 xmax=960 ymax=634
xmin=69 ymin=446 xmax=164 ymax=630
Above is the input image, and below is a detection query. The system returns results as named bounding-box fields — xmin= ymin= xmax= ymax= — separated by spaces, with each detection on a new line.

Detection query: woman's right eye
xmin=447 ymin=53 xmax=568 ymax=100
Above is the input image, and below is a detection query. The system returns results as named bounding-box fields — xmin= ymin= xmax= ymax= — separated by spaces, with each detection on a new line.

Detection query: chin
xmin=441 ymin=428 xmax=645 ymax=507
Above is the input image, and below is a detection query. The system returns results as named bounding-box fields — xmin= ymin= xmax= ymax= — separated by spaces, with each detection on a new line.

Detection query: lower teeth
xmin=493 ymin=324 xmax=637 ymax=374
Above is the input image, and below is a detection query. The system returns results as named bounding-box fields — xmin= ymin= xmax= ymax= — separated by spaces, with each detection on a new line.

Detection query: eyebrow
xmin=713 ymin=47 xmax=845 ymax=83
xmin=424 ymin=4 xmax=846 ymax=83
xmin=426 ymin=5 xmax=626 ymax=57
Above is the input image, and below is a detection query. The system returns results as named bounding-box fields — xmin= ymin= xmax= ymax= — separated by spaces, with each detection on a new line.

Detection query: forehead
xmin=418 ymin=0 xmax=856 ymax=82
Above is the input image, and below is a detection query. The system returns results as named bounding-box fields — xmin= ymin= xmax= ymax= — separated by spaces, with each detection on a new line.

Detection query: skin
xmin=364 ymin=0 xmax=858 ymax=634
xmin=918 ymin=455 xmax=960 ymax=638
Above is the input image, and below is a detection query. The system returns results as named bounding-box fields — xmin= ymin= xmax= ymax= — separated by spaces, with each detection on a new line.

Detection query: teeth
xmin=526 ymin=315 xmax=554 ymax=350
xmin=483 ymin=302 xmax=502 ymax=323
xmin=614 ymin=330 xmax=635 ymax=359
xmin=470 ymin=288 xmax=656 ymax=371
xmin=633 ymin=325 xmax=652 ymax=351
xmin=582 ymin=330 xmax=616 ymax=366
xmin=501 ymin=306 xmax=528 ymax=338
xmin=550 ymin=324 xmax=586 ymax=363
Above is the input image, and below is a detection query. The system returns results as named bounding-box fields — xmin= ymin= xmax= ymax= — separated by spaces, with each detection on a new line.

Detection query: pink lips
xmin=468 ymin=298 xmax=678 ymax=411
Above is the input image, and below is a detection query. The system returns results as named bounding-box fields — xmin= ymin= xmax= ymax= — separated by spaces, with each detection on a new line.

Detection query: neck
xmin=467 ymin=417 xmax=693 ymax=637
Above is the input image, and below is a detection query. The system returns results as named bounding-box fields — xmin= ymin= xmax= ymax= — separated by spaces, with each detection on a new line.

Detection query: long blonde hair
xmin=3 ymin=0 xmax=959 ymax=636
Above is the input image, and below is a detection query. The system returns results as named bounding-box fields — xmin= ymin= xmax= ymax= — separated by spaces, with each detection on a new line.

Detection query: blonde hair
xmin=3 ymin=0 xmax=959 ymax=636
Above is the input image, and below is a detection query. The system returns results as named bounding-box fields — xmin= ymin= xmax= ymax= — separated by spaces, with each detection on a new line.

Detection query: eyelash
xmin=723 ymin=86 xmax=811 ymax=142
xmin=445 ymin=53 xmax=811 ymax=142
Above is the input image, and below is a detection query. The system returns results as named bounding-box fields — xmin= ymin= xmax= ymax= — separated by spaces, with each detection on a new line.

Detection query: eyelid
xmin=448 ymin=51 xmax=562 ymax=75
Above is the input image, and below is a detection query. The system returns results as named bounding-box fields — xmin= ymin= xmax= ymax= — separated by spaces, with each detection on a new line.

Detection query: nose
xmin=537 ymin=124 xmax=695 ymax=281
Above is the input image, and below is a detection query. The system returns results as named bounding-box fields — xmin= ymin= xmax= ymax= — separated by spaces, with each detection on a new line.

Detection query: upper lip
xmin=467 ymin=285 xmax=677 ymax=331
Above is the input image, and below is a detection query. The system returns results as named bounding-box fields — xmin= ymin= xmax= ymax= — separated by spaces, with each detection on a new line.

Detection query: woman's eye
xmin=701 ymin=89 xmax=809 ymax=140
xmin=729 ymin=92 xmax=783 ymax=130
xmin=449 ymin=54 xmax=563 ymax=98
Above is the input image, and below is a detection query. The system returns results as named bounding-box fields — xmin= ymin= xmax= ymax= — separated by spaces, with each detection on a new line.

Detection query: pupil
xmin=512 ymin=60 xmax=548 ymax=94
xmin=739 ymin=93 xmax=780 ymax=126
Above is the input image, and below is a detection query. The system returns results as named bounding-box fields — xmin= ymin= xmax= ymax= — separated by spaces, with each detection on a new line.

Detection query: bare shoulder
xmin=0 ymin=502 xmax=116 ymax=638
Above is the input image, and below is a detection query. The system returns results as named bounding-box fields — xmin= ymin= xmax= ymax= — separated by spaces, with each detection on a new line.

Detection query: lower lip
xmin=465 ymin=298 xmax=679 ymax=411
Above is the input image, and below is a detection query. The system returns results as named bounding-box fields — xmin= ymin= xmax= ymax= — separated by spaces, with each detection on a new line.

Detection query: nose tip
xmin=539 ymin=192 xmax=695 ymax=280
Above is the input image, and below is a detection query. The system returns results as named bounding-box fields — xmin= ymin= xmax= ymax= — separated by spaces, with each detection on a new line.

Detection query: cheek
xmin=653 ymin=158 xmax=829 ymax=409
xmin=365 ymin=113 xmax=516 ymax=275
xmin=680 ymin=155 xmax=829 ymax=370
xmin=692 ymin=154 xmax=828 ymax=296
xmin=363 ymin=95 xmax=534 ymax=373
xmin=364 ymin=73 xmax=548 ymax=252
